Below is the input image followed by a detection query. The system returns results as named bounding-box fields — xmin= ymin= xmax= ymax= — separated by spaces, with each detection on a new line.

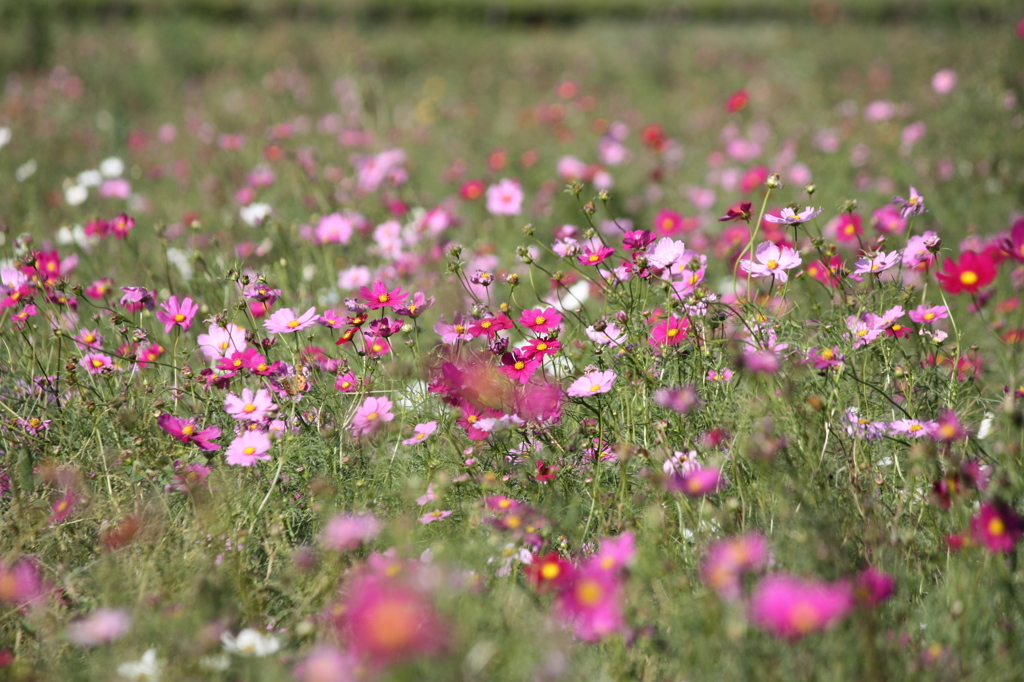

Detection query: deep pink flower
xmin=350 ymin=396 xmax=395 ymax=437
xmin=497 ymin=350 xmax=540 ymax=384
xmin=359 ymin=281 xmax=408 ymax=310
xmin=468 ymin=313 xmax=513 ymax=339
xmin=225 ymin=430 xmax=272 ymax=466
xmin=50 ymin=489 xmax=77 ymax=524
xmin=335 ymin=372 xmax=359 ymax=392
xmin=853 ymin=567 xmax=894 ymax=607
xmin=578 ymin=245 xmax=616 ymax=266
xmin=166 ymin=462 xmax=212 ymax=493
xmin=909 ymin=304 xmax=948 ymax=324
xmin=519 ymin=307 xmax=562 ymax=335
xmin=970 ymin=501 xmax=1022 ymax=553
xmin=157 ymin=413 xmax=221 ymax=451
xmin=556 ymin=565 xmax=625 ymax=641
xmin=264 ymin=306 xmax=318 ymax=333
xmin=668 ymin=466 xmax=725 ymax=496
xmin=749 ymin=574 xmax=853 ymax=640
xmin=0 ymin=557 xmax=46 ymax=607
xmin=593 ymin=532 xmax=636 ymax=573
xmin=649 ymin=315 xmax=689 ymax=348
xmin=80 ymin=353 xmax=115 ymax=374
xmin=156 ymin=295 xmax=198 ymax=334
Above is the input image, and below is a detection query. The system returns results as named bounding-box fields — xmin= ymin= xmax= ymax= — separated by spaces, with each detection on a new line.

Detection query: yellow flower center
xmin=575 ymin=579 xmax=603 ymax=606
xmin=534 ymin=316 xmax=546 ymax=326
xmin=174 ymin=313 xmax=185 ymax=322
xmin=590 ymin=384 xmax=602 ymax=393
xmin=481 ymin=321 xmax=492 ymax=329
xmin=989 ymin=517 xmax=1006 ymax=536
xmin=182 ymin=425 xmax=195 ymax=436
xmin=243 ymin=404 xmax=256 ymax=413
xmin=821 ymin=349 xmax=834 ymax=360
xmin=366 ymin=412 xmax=378 ymax=421
xmin=378 ymin=294 xmax=389 ymax=303
xmin=960 ymin=271 xmax=978 ymax=286
xmin=514 ymin=361 xmax=525 ymax=370
xmin=766 ymin=259 xmax=779 ymax=270
xmin=91 ymin=359 xmax=104 ymax=368
xmin=924 ymin=313 xmax=935 ymax=321
xmin=541 ymin=563 xmax=561 ymax=580
xmin=589 ymin=254 xmax=599 ymax=262
xmin=287 ymin=320 xmax=300 ymax=328
xmin=243 ymin=446 xmax=256 ymax=455
xmin=455 ymin=325 xmax=466 ymax=333
xmin=536 ymin=343 xmax=547 ymax=351
xmin=667 ymin=328 xmax=679 ymax=338
xmin=790 ymin=602 xmax=820 ymax=634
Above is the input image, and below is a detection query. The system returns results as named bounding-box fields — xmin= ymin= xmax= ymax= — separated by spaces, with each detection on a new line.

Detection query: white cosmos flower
xmin=221 ymin=628 xmax=281 ymax=657
xmin=0 ymin=127 xmax=10 ymax=149
xmin=100 ymin=156 xmax=125 ymax=177
xmin=117 ymin=648 xmax=163 ymax=681
xmin=77 ymin=169 xmax=103 ymax=187
xmin=240 ymin=202 xmax=272 ymax=226
xmin=65 ymin=184 xmax=88 ymax=206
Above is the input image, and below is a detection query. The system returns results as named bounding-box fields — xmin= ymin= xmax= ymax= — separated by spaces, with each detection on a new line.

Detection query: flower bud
xmin=804 ymin=182 xmax=816 ymax=196
xmin=766 ymin=173 xmax=783 ymax=189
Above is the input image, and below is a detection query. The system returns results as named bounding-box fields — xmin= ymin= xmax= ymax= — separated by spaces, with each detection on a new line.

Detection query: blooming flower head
xmin=225 ymin=430 xmax=272 ymax=466
xmin=805 ymin=346 xmax=844 ymax=370
xmin=157 ymin=413 xmax=221 ymax=451
xmin=497 ymin=350 xmax=541 ymax=384
xmin=155 ymin=295 xmax=198 ymax=334
xmin=764 ymin=206 xmax=822 ymax=226
xmin=653 ymin=385 xmax=701 ymax=413
xmin=80 ymin=353 xmax=115 ymax=374
xmin=359 ymin=281 xmax=408 ymax=310
xmin=119 ymin=286 xmax=155 ymax=313
xmin=264 ymin=306 xmax=318 ymax=333
xmin=224 ymin=388 xmax=276 ymax=422
xmin=853 ymin=250 xmax=900 ymax=276
xmin=718 ymin=201 xmax=753 ymax=223
xmin=702 ymin=533 xmax=769 ymax=601
xmin=935 ymin=251 xmax=997 ymax=295
xmin=831 ymin=213 xmax=862 ymax=242
xmin=909 ymin=304 xmax=948 ymax=325
xmin=67 ymin=608 xmax=132 ymax=646
xmin=578 ymin=245 xmax=616 ymax=266
xmin=197 ymin=323 xmax=247 ymax=361
xmin=0 ymin=557 xmax=46 ymax=607
xmin=749 ymin=574 xmax=853 ymax=640
xmin=221 ymin=628 xmax=281 ymax=657
xmin=350 ymin=396 xmax=395 ymax=437
xmin=403 ymin=421 xmax=437 ymax=445
xmin=485 ymin=178 xmax=524 ymax=216
xmin=740 ymin=242 xmax=802 ymax=283
xmin=649 ymin=314 xmax=689 ymax=348
xmin=567 ymin=370 xmax=616 ymax=397
xmin=519 ymin=307 xmax=562 ymax=335
xmin=320 ymin=513 xmax=382 ymax=551
xmin=929 ymin=408 xmax=966 ymax=442
xmin=434 ymin=312 xmax=474 ymax=345
xmin=335 ymin=372 xmax=359 ymax=392
xmin=893 ymin=186 xmax=926 ymax=218
xmin=117 ymin=648 xmax=163 ymax=682
xmin=556 ymin=564 xmax=625 ymax=641
xmin=668 ymin=466 xmax=725 ymax=496
xmin=970 ymin=501 xmax=1022 ymax=553
xmin=853 ymin=567 xmax=895 ymax=607
xmin=418 ymin=509 xmax=453 ymax=524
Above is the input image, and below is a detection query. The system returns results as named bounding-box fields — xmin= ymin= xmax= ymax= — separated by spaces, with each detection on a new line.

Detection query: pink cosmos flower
xmin=970 ymin=501 xmax=1022 ymax=553
xmin=497 ymin=350 xmax=541 ymax=384
xmin=909 ymin=304 xmax=948 ymax=325
xmin=80 ymin=353 xmax=115 ymax=374
xmin=418 ymin=509 xmax=452 ymax=524
xmin=155 ymin=296 xmax=199 ymax=334
xmin=929 ymin=408 xmax=966 ymax=442
xmin=434 ymin=312 xmax=474 ymax=345
xmin=197 ymin=322 xmax=247 ymax=360
xmin=893 ymin=186 xmax=926 ymax=219
xmin=889 ymin=419 xmax=934 ymax=438
xmin=67 ymin=608 xmax=132 ymax=646
xmin=668 ymin=466 xmax=725 ymax=496
xmin=0 ymin=557 xmax=47 ymax=607
xmin=350 ymin=396 xmax=395 ymax=437
xmin=224 ymin=387 xmax=276 ymax=422
xmin=519 ymin=307 xmax=562 ymax=335
xmin=578 ymin=245 xmax=616 ymax=266
xmin=871 ymin=204 xmax=906 ymax=234
xmin=653 ymin=385 xmax=701 ymax=413
xmin=157 ymin=414 xmax=221 ymax=451
xmin=763 ymin=206 xmax=822 ymax=225
xmin=805 ymin=347 xmax=844 ymax=370
xmin=593 ymin=532 xmax=636 ymax=573
xmin=485 ymin=178 xmax=524 ymax=216
xmin=320 ymin=513 xmax=382 ymax=551
xmin=556 ymin=565 xmax=625 ymax=641
xmin=403 ymin=421 xmax=437 ymax=445
xmin=854 ymin=567 xmax=894 ymax=607
xmin=224 ymin=430 xmax=272 ymax=466
xmin=702 ymin=533 xmax=770 ymax=601
xmin=649 ymin=315 xmax=689 ymax=348
xmin=294 ymin=646 xmax=358 ymax=682
xmin=706 ymin=368 xmax=734 ymax=382
xmin=264 ymin=306 xmax=318 ymax=334
xmin=567 ymin=370 xmax=616 ymax=397
xmin=853 ymin=251 xmax=900 ymax=276
xmin=166 ymin=463 xmax=212 ymax=494
xmin=359 ymin=281 xmax=408 ymax=310
xmin=749 ymin=574 xmax=853 ymax=640
xmin=50 ymin=489 xmax=78 ymax=524
xmin=73 ymin=328 xmax=103 ymax=350
xmin=740 ymin=242 xmax=802 ymax=283
xmin=931 ymin=68 xmax=957 ymax=94
xmin=335 ymin=372 xmax=359 ymax=392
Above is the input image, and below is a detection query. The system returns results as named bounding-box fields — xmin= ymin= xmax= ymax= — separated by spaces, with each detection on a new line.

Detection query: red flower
xmin=935 ymin=251 xmax=997 ymax=295
xmin=725 ymin=89 xmax=749 ymax=113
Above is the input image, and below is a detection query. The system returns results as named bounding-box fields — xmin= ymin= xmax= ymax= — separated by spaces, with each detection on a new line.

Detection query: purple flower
xmin=893 ymin=186 xmax=926 ymax=219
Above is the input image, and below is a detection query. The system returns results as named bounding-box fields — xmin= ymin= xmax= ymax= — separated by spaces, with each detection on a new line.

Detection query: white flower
xmin=117 ymin=648 xmax=163 ymax=681
xmin=65 ymin=185 xmax=88 ymax=206
xmin=198 ymin=653 xmax=231 ymax=671
xmin=239 ymin=203 xmax=272 ymax=227
xmin=221 ymin=628 xmax=281 ymax=657
xmin=0 ymin=126 xmax=10 ymax=149
xmin=100 ymin=156 xmax=125 ymax=177
xmin=978 ymin=413 xmax=995 ymax=440
xmin=15 ymin=159 xmax=36 ymax=182
xmin=77 ymin=169 xmax=103 ymax=187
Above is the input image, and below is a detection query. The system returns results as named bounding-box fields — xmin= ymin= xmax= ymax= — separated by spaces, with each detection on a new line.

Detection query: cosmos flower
xmin=763 ymin=206 xmax=821 ymax=225
xmin=567 ymin=370 xmax=617 ymax=397
xmin=749 ymin=574 xmax=853 ymax=640
xmin=224 ymin=431 xmax=272 ymax=466
xmin=264 ymin=306 xmax=318 ymax=333
xmin=740 ymin=242 xmax=802 ymax=283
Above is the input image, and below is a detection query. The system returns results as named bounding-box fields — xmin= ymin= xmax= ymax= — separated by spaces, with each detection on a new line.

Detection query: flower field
xmin=2 ymin=10 xmax=1024 ymax=681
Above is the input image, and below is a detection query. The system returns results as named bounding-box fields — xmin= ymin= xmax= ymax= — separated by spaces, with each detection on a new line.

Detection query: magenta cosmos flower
xmin=358 ymin=281 xmax=408 ymax=310
xmin=556 ymin=564 xmax=625 ymax=642
xmin=649 ymin=315 xmax=689 ymax=348
xmin=567 ymin=370 xmax=617 ymax=397
xmin=224 ymin=387 xmax=276 ymax=422
xmin=264 ymin=306 xmax=318 ymax=333
xmin=909 ymin=304 xmax=948 ymax=324
xmin=702 ymin=533 xmax=769 ymax=601
xmin=350 ymin=396 xmax=395 ymax=437
xmin=157 ymin=413 xmax=221 ymax=451
xmin=156 ymin=295 xmax=199 ymax=334
xmin=740 ymin=242 xmax=802 ymax=283
xmin=225 ymin=430 xmax=272 ymax=466
xmin=970 ymin=501 xmax=1022 ymax=553
xmin=519 ymin=307 xmax=562 ymax=335
xmin=668 ymin=466 xmax=725 ymax=496
xmin=749 ymin=574 xmax=853 ymax=640
xmin=80 ymin=353 xmax=115 ymax=374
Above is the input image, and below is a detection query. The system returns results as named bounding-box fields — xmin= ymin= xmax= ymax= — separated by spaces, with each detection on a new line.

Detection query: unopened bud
xmin=804 ymin=182 xmax=816 ymax=196
xmin=766 ymin=173 xmax=783 ymax=189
